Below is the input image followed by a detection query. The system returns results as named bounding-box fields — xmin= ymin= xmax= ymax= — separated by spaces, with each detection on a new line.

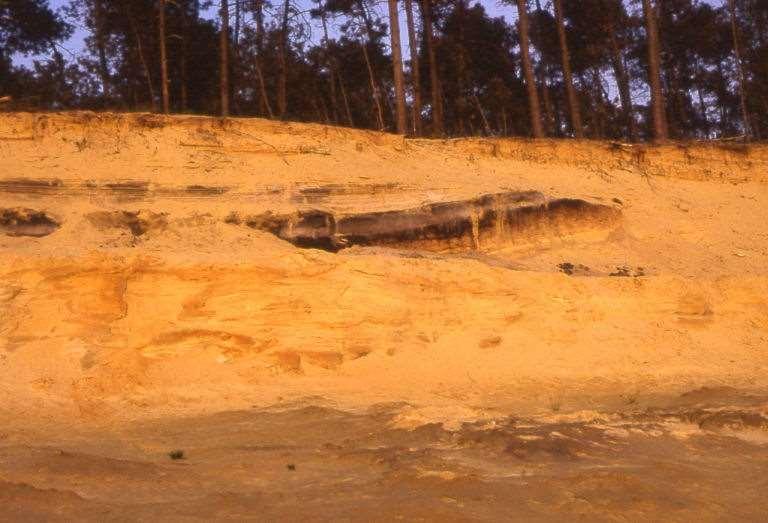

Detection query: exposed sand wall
xmin=0 ymin=111 xmax=767 ymax=426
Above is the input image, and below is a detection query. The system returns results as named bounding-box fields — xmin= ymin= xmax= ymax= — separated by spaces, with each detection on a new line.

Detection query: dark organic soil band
xmin=0 ymin=207 xmax=60 ymax=237
xmin=234 ymin=191 xmax=621 ymax=252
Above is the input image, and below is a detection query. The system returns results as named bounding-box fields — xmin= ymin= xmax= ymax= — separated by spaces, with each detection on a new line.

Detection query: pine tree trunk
xmin=234 ymin=0 xmax=240 ymax=47
xmin=254 ymin=59 xmax=273 ymax=118
xmin=501 ymin=107 xmax=508 ymax=136
xmin=313 ymin=83 xmax=330 ymax=123
xmin=253 ymin=0 xmax=264 ymax=58
xmin=361 ymin=40 xmax=385 ymax=130
xmin=277 ymin=0 xmax=290 ymax=118
xmin=533 ymin=0 xmax=555 ymax=135
xmin=515 ymin=0 xmax=544 ymax=138
xmin=49 ymin=42 xmax=67 ymax=106
xmin=219 ymin=0 xmax=230 ymax=116
xmin=607 ymin=21 xmax=634 ymax=141
xmin=356 ymin=0 xmax=391 ymax=126
xmin=319 ymin=6 xmax=339 ymax=124
xmin=728 ymin=0 xmax=751 ymax=139
xmin=552 ymin=91 xmax=563 ymax=135
xmin=695 ymin=65 xmax=709 ymax=139
xmin=180 ymin=0 xmax=189 ymax=112
xmin=232 ymin=0 xmax=241 ymax=113
xmin=124 ymin=1 xmax=156 ymax=112
xmin=715 ymin=61 xmax=729 ymax=136
xmin=538 ymin=73 xmax=555 ymax=135
xmin=158 ymin=0 xmax=170 ymax=113
xmin=251 ymin=0 xmax=271 ymax=117
xmin=388 ymin=0 xmax=408 ymax=134
xmin=473 ymin=94 xmax=491 ymax=135
xmin=553 ymin=0 xmax=582 ymax=138
xmin=420 ymin=0 xmax=444 ymax=136
xmin=337 ymin=70 xmax=355 ymax=127
xmin=642 ymin=0 xmax=667 ymax=141
xmin=91 ymin=0 xmax=111 ymax=100
xmin=404 ymin=0 xmax=422 ymax=136
xmin=592 ymin=67 xmax=607 ymax=138
xmin=657 ymin=1 xmax=682 ymax=139
xmin=456 ymin=1 xmax=469 ymax=135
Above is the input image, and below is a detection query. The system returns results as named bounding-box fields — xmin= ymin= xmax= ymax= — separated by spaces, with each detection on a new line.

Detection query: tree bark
xmin=388 ymin=0 xmax=408 ymax=134
xmin=337 ymin=70 xmax=355 ymax=127
xmin=642 ymin=0 xmax=667 ymax=141
xmin=538 ymin=71 xmax=555 ymax=135
xmin=158 ymin=0 xmax=170 ymax=113
xmin=473 ymin=94 xmax=491 ymax=135
xmin=232 ymin=0 xmax=242 ymax=113
xmin=553 ymin=0 xmax=582 ymax=138
xmin=515 ymin=0 xmax=544 ymax=138
xmin=361 ymin=39 xmax=385 ymax=130
xmin=219 ymin=0 xmax=230 ymax=116
xmin=277 ymin=0 xmax=290 ymax=118
xmin=420 ymin=0 xmax=444 ymax=136
xmin=404 ymin=0 xmax=422 ymax=136
xmin=180 ymin=0 xmax=190 ymax=111
xmin=728 ymin=0 xmax=751 ymax=139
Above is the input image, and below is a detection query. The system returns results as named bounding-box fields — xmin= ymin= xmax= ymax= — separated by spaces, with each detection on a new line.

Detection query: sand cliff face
xmin=1 ymin=112 xmax=767 ymax=519
xmin=1 ymin=111 xmax=766 ymax=418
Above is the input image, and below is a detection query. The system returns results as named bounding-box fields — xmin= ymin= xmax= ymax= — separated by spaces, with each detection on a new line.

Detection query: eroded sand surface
xmin=1 ymin=112 xmax=767 ymax=520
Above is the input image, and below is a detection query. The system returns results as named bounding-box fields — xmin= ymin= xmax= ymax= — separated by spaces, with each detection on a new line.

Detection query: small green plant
xmin=168 ymin=449 xmax=185 ymax=460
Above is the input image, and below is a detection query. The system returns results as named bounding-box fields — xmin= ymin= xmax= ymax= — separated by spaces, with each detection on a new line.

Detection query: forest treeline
xmin=1 ymin=0 xmax=766 ymax=141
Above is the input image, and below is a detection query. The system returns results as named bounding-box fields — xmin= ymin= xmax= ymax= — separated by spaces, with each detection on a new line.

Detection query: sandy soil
xmin=1 ymin=111 xmax=767 ymax=521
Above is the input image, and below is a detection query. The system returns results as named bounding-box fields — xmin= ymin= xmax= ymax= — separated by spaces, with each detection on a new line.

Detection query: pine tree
xmin=642 ymin=0 xmax=668 ymax=140
xmin=388 ymin=0 xmax=408 ymax=134
xmin=728 ymin=0 xmax=751 ymax=138
xmin=421 ymin=0 xmax=444 ymax=136
xmin=404 ymin=0 xmax=423 ymax=135
xmin=158 ymin=0 xmax=170 ymax=113
xmin=553 ymin=0 xmax=582 ymax=138
xmin=220 ymin=0 xmax=230 ymax=116
xmin=515 ymin=0 xmax=544 ymax=138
